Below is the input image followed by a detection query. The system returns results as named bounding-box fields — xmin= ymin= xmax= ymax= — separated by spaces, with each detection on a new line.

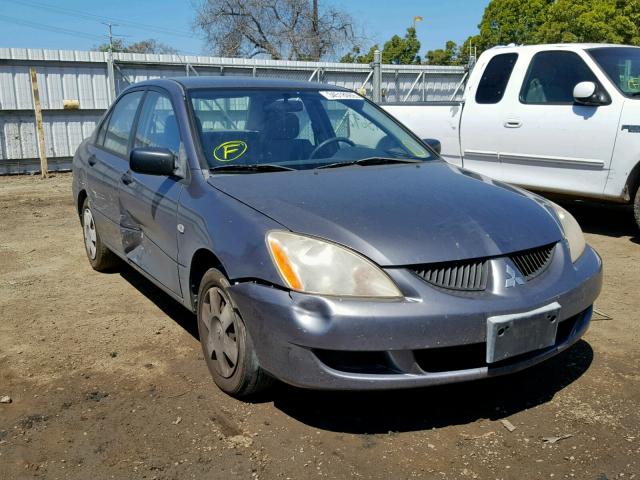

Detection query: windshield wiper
xmin=210 ymin=164 xmax=295 ymax=174
xmin=316 ymin=157 xmax=424 ymax=170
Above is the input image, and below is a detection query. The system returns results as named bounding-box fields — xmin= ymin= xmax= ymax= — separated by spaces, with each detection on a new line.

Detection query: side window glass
xmin=521 ymin=51 xmax=599 ymax=104
xmin=475 ymin=53 xmax=518 ymax=104
xmin=96 ymin=111 xmax=111 ymax=146
xmin=135 ymin=91 xmax=181 ymax=154
xmin=103 ymin=91 xmax=144 ymax=156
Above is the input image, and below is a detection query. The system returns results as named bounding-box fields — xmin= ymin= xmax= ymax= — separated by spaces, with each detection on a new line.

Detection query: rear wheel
xmin=81 ymin=198 xmax=119 ymax=271
xmin=635 ymin=186 xmax=640 ymax=231
xmin=197 ymin=269 xmax=272 ymax=398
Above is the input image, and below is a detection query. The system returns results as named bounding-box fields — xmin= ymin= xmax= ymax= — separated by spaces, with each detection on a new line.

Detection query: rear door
xmin=492 ymin=50 xmax=619 ymax=196
xmin=118 ymin=88 xmax=184 ymax=295
xmin=86 ymin=90 xmax=144 ymax=251
xmin=460 ymin=52 xmax=519 ymax=178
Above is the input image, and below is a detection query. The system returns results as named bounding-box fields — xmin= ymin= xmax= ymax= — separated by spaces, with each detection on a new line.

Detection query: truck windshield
xmin=589 ymin=47 xmax=640 ymax=97
xmin=188 ymin=89 xmax=434 ymax=170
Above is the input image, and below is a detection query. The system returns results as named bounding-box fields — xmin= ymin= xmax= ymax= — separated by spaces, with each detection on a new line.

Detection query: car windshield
xmin=588 ymin=47 xmax=640 ymax=97
xmin=188 ymin=88 xmax=435 ymax=170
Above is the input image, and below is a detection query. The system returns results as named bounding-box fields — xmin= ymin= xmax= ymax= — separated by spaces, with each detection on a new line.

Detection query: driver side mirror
xmin=130 ymin=148 xmax=176 ymax=176
xmin=423 ymin=138 xmax=441 ymax=155
xmin=573 ymin=81 xmax=610 ymax=106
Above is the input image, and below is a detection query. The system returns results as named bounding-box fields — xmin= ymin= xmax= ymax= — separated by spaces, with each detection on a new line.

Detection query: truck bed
xmin=382 ymin=102 xmax=464 ymax=166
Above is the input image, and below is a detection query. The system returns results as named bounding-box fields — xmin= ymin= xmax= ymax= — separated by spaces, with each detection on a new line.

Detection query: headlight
xmin=548 ymin=201 xmax=586 ymax=263
xmin=266 ymin=231 xmax=402 ymax=298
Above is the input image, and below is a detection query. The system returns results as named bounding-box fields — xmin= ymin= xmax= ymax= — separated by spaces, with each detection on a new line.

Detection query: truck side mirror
xmin=423 ymin=138 xmax=442 ymax=155
xmin=573 ymin=81 xmax=610 ymax=106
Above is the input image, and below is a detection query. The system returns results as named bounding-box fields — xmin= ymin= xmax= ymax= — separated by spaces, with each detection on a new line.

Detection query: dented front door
xmin=118 ymin=89 xmax=183 ymax=296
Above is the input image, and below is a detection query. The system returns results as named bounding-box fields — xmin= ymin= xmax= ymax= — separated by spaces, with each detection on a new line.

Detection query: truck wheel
xmin=635 ymin=187 xmax=640 ymax=231
xmin=81 ymin=198 xmax=119 ymax=271
xmin=196 ymin=269 xmax=273 ymax=398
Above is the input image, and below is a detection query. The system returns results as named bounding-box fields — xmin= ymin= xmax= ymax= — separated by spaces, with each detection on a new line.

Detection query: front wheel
xmin=196 ymin=269 xmax=272 ymax=398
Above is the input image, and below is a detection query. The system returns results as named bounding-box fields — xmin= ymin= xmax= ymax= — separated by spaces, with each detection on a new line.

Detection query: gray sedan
xmin=72 ymin=77 xmax=602 ymax=397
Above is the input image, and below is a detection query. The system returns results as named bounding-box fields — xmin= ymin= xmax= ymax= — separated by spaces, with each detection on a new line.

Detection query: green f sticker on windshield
xmin=214 ymin=140 xmax=248 ymax=162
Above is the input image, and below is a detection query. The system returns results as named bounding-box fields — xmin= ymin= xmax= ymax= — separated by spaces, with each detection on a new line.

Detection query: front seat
xmin=263 ymin=112 xmax=312 ymax=163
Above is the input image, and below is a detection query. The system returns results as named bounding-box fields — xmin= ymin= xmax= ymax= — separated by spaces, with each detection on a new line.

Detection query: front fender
xmin=177 ymin=172 xmax=287 ymax=308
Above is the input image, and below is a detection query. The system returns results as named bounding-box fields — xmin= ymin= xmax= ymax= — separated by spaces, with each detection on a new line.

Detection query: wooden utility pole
xmin=29 ymin=67 xmax=48 ymax=178
xmin=312 ymin=0 xmax=320 ymax=60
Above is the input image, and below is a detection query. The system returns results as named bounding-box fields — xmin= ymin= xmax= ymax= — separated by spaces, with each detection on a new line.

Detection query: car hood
xmin=207 ymin=161 xmax=563 ymax=266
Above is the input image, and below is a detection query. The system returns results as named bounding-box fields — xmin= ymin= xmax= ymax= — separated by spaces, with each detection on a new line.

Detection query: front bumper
xmin=229 ymin=242 xmax=602 ymax=390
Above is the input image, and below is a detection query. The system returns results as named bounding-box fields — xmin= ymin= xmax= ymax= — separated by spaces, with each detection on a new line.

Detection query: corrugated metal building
xmin=0 ymin=48 xmax=466 ymax=174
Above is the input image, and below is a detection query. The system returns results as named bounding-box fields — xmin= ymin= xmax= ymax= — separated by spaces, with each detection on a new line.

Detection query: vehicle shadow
xmin=270 ymin=340 xmax=593 ymax=434
xmin=557 ymin=199 xmax=639 ymax=244
xmin=119 ymin=266 xmax=199 ymax=339
xmin=117 ymin=260 xmax=594 ymax=435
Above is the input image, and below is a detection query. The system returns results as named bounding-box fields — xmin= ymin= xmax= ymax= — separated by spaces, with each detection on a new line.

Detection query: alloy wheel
xmin=200 ymin=287 xmax=239 ymax=378
xmin=83 ymin=208 xmax=97 ymax=260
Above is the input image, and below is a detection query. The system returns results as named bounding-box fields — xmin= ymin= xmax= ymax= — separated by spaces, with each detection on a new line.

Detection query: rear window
xmin=475 ymin=53 xmax=518 ymax=104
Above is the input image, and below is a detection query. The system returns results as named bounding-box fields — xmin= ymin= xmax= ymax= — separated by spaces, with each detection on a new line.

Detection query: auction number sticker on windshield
xmin=214 ymin=140 xmax=248 ymax=162
xmin=319 ymin=91 xmax=362 ymax=100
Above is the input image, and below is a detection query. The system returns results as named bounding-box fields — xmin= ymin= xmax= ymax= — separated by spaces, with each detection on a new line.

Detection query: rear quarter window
xmin=475 ymin=53 xmax=519 ymax=104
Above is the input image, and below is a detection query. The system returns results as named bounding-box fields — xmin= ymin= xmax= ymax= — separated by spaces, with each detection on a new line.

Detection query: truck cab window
xmin=520 ymin=51 xmax=599 ymax=104
xmin=475 ymin=53 xmax=518 ymax=104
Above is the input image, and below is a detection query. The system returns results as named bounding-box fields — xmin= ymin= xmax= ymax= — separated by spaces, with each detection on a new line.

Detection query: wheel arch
xmin=627 ymin=160 xmax=640 ymax=202
xmin=76 ymin=189 xmax=88 ymax=218
xmin=188 ymin=248 xmax=228 ymax=309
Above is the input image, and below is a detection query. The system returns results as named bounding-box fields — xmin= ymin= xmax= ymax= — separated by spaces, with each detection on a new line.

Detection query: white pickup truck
xmin=385 ymin=43 xmax=640 ymax=229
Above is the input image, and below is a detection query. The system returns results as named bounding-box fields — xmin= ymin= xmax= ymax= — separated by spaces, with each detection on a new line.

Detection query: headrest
xmin=265 ymin=112 xmax=300 ymax=140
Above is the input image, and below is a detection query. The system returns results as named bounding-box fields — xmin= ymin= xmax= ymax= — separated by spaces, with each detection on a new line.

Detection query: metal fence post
xmin=372 ymin=50 xmax=381 ymax=103
xmin=106 ymin=53 xmax=116 ymax=103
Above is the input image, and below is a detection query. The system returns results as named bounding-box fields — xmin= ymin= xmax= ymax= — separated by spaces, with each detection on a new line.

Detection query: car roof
xmin=487 ymin=43 xmax=640 ymax=54
xmin=131 ymin=76 xmax=350 ymax=91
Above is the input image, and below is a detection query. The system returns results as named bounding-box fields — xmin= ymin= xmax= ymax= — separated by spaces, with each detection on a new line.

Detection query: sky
xmin=0 ymin=0 xmax=489 ymax=59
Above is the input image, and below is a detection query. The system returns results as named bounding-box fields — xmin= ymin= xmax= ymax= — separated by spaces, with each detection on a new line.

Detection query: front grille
xmin=509 ymin=243 xmax=556 ymax=280
xmin=412 ymin=259 xmax=489 ymax=291
xmin=410 ymin=242 xmax=557 ymax=291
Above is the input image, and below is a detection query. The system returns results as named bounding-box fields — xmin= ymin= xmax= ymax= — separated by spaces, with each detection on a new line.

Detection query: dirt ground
xmin=0 ymin=172 xmax=639 ymax=480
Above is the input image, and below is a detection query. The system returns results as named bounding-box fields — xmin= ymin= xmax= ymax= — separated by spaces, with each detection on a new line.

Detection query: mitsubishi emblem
xmin=505 ymin=264 xmax=525 ymax=288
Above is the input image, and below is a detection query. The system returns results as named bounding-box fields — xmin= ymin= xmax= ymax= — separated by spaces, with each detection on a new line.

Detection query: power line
xmin=6 ymin=0 xmax=197 ymax=39
xmin=0 ymin=14 xmax=106 ymax=42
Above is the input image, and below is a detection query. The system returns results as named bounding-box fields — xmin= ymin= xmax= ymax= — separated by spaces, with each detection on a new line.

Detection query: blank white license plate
xmin=486 ymin=302 xmax=561 ymax=363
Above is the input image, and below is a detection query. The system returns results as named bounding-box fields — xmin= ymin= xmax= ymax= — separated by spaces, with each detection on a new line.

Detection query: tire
xmin=635 ymin=186 xmax=640 ymax=231
xmin=81 ymin=197 xmax=120 ymax=272
xmin=196 ymin=268 xmax=272 ymax=398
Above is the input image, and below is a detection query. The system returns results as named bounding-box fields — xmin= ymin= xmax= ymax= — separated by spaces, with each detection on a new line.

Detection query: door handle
xmin=88 ymin=157 xmax=97 ymax=166
xmin=121 ymin=172 xmax=133 ymax=185
xmin=504 ymin=120 xmax=522 ymax=128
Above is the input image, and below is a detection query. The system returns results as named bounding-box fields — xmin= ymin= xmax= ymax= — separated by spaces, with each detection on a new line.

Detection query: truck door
xmin=459 ymin=52 xmax=519 ymax=179
xmin=118 ymin=89 xmax=184 ymax=296
xmin=483 ymin=50 xmax=619 ymax=196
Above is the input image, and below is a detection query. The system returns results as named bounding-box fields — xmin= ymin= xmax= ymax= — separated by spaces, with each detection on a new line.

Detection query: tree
xmin=474 ymin=0 xmax=550 ymax=51
xmin=340 ymin=27 xmax=421 ymax=64
xmin=427 ymin=0 xmax=640 ymax=66
xmin=425 ymin=40 xmax=459 ymax=65
xmin=194 ymin=0 xmax=356 ymax=60
xmin=535 ymin=0 xmax=640 ymax=44
xmin=94 ymin=38 xmax=179 ymax=54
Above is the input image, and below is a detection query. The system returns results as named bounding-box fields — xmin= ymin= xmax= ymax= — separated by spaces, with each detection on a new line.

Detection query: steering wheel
xmin=308 ymin=137 xmax=355 ymax=159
